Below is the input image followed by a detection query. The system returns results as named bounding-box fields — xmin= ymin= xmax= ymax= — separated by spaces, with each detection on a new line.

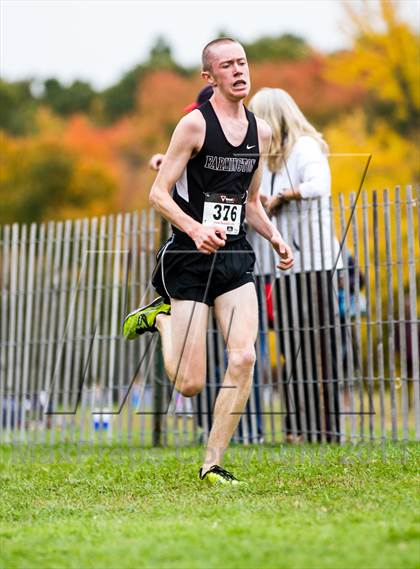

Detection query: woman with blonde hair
xmin=248 ymin=87 xmax=343 ymax=443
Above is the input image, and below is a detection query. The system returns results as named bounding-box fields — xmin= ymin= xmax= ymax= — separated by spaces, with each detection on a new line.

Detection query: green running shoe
xmin=123 ymin=297 xmax=171 ymax=340
xmin=199 ymin=465 xmax=245 ymax=485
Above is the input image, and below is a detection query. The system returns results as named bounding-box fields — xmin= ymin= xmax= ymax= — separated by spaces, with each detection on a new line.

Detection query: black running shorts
xmin=151 ymin=235 xmax=256 ymax=306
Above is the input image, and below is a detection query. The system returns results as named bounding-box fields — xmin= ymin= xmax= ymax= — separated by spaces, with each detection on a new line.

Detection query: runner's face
xmin=207 ymin=43 xmax=250 ymax=101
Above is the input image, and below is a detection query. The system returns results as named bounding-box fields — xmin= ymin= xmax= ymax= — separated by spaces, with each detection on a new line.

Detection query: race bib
xmin=202 ymin=193 xmax=242 ymax=235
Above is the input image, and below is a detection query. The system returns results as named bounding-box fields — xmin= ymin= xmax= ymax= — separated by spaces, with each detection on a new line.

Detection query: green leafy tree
xmin=244 ymin=34 xmax=310 ymax=62
xmin=41 ymin=78 xmax=97 ymax=116
xmin=149 ymin=36 xmax=174 ymax=67
xmin=101 ymin=63 xmax=147 ymax=123
xmin=0 ymin=80 xmax=37 ymax=135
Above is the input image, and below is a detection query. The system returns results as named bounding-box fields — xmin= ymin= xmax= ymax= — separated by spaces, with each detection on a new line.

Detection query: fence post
xmin=153 ymin=215 xmax=168 ymax=446
xmin=405 ymin=186 xmax=420 ymax=439
xmin=394 ymin=187 xmax=409 ymax=441
xmin=362 ymin=191 xmax=375 ymax=440
xmin=0 ymin=225 xmax=10 ymax=444
xmin=383 ymin=189 xmax=398 ymax=440
xmin=372 ymin=191 xmax=386 ymax=441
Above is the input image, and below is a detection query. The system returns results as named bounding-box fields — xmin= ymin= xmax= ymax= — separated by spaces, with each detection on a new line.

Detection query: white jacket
xmin=247 ymin=136 xmax=343 ymax=275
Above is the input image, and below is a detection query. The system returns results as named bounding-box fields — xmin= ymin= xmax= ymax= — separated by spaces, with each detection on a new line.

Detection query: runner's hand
xmin=270 ymin=235 xmax=294 ymax=270
xmin=260 ymin=195 xmax=269 ymax=208
xmin=266 ymin=195 xmax=284 ymax=216
xmin=149 ymin=153 xmax=165 ymax=171
xmin=190 ymin=225 xmax=226 ymax=254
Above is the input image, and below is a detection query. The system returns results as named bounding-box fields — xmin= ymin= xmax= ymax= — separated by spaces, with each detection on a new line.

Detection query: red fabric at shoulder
xmin=183 ymin=102 xmax=199 ymax=114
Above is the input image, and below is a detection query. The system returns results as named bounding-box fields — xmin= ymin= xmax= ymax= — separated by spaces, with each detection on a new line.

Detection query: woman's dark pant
xmin=275 ymin=271 xmax=341 ymax=443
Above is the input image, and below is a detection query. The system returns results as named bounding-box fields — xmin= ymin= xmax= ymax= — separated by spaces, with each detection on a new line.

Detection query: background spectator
xmin=248 ymin=87 xmax=343 ymax=442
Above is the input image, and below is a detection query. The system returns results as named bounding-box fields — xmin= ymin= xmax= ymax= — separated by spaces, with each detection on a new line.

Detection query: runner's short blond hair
xmin=202 ymin=38 xmax=240 ymax=72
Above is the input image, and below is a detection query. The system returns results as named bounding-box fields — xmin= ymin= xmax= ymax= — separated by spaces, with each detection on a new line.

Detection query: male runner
xmin=124 ymin=38 xmax=294 ymax=484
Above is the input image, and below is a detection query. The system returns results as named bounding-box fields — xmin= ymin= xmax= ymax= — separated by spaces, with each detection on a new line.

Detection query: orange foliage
xmin=251 ymin=54 xmax=365 ymax=123
xmin=63 ymin=115 xmax=115 ymax=162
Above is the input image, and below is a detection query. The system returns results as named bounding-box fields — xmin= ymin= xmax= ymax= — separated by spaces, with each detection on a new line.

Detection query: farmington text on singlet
xmin=204 ymin=155 xmax=257 ymax=173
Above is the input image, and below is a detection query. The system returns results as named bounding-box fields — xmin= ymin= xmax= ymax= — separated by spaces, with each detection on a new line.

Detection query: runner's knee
xmin=178 ymin=379 xmax=204 ymax=398
xmin=228 ymin=348 xmax=256 ymax=372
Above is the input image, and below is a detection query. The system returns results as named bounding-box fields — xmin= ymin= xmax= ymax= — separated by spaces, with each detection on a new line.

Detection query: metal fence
xmin=0 ymin=187 xmax=418 ymax=445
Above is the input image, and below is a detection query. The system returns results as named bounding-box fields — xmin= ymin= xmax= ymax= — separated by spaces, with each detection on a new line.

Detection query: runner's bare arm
xmin=246 ymin=118 xmax=294 ymax=269
xmin=149 ymin=112 xmax=226 ymax=254
xmin=149 ymin=112 xmax=204 ymax=233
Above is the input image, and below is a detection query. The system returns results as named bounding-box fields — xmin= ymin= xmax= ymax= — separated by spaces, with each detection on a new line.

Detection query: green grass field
xmin=1 ymin=443 xmax=419 ymax=569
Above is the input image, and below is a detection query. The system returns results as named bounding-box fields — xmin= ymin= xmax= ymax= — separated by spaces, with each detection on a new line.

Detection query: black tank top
xmin=172 ymin=100 xmax=260 ymax=244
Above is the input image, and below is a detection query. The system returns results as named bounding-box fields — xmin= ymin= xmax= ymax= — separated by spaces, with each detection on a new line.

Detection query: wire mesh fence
xmin=0 ymin=187 xmax=418 ymax=445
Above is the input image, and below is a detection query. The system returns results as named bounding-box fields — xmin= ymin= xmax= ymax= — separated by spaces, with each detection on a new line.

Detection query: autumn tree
xmin=0 ymin=120 xmax=118 ymax=224
xmin=327 ymin=0 xmax=419 ymax=136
